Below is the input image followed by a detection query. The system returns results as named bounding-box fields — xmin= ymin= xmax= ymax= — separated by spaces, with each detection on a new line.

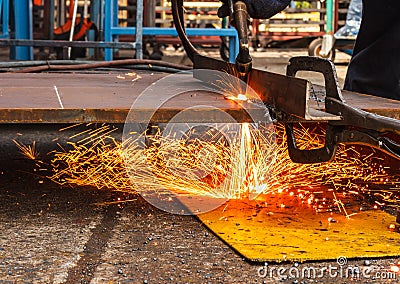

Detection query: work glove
xmin=218 ymin=0 xmax=291 ymax=19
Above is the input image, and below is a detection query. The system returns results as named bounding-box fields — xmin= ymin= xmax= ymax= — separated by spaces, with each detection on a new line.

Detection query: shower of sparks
xmin=38 ymin=122 xmax=400 ymax=217
xmin=50 ymin=125 xmax=128 ymax=190
xmin=13 ymin=140 xmax=39 ymax=160
xmin=22 ymin=72 xmax=400 ymax=215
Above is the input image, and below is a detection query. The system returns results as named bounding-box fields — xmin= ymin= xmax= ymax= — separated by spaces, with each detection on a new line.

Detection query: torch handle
xmin=232 ymin=1 xmax=252 ymax=76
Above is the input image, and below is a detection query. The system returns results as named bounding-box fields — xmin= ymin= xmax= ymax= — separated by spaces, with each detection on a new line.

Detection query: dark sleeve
xmin=344 ymin=0 xmax=400 ymax=100
xmin=243 ymin=0 xmax=291 ymax=19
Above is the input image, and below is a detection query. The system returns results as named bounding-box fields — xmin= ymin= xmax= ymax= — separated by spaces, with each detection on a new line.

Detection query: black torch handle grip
xmin=233 ymin=1 xmax=252 ymax=74
xmin=233 ymin=1 xmax=249 ymax=47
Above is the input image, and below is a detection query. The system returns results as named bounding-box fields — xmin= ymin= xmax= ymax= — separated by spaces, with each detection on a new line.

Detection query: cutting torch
xmin=171 ymin=0 xmax=400 ymax=164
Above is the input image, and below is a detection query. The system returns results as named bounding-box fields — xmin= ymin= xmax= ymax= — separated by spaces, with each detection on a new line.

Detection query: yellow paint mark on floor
xmin=197 ymin=193 xmax=400 ymax=262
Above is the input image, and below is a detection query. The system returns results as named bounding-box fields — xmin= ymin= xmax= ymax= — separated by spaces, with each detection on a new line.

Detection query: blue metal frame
xmin=0 ymin=0 xmax=9 ymax=39
xmin=11 ymin=0 xmax=33 ymax=60
xmin=104 ymin=0 xmax=113 ymax=59
xmin=104 ymin=0 xmax=239 ymax=62
xmin=88 ymin=0 xmax=103 ymax=57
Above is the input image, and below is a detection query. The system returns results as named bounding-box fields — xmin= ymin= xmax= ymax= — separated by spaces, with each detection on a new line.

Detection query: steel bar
xmin=0 ymin=39 xmax=136 ymax=49
xmin=11 ymin=59 xmax=191 ymax=73
xmin=136 ymin=0 xmax=143 ymax=59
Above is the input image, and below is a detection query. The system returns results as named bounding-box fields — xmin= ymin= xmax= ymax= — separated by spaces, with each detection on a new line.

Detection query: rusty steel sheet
xmin=0 ymin=72 xmax=398 ymax=124
xmin=0 ymin=72 xmax=263 ymax=124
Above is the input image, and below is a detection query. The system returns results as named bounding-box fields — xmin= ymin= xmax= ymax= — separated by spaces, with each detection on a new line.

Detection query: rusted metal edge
xmin=0 ymin=105 xmax=398 ymax=124
xmin=0 ymin=108 xmax=266 ymax=124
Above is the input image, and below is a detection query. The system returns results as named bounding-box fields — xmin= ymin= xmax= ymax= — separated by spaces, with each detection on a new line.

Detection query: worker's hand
xmin=218 ymin=0 xmax=291 ymax=19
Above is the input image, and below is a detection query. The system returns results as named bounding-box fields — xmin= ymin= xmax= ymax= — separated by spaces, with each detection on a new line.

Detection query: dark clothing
xmin=344 ymin=0 xmax=400 ymax=100
xmin=218 ymin=0 xmax=291 ymax=19
xmin=244 ymin=0 xmax=291 ymax=19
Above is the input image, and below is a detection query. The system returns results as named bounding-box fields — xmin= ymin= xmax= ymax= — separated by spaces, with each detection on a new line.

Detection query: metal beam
xmin=0 ymin=39 xmax=136 ymax=49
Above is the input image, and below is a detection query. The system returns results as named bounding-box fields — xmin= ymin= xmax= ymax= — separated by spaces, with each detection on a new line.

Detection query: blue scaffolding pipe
xmin=104 ymin=0 xmax=113 ymax=60
xmin=109 ymin=27 xmax=238 ymax=37
xmin=0 ymin=0 xmax=9 ymax=39
xmin=11 ymin=0 xmax=33 ymax=60
xmin=104 ymin=27 xmax=239 ymax=62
